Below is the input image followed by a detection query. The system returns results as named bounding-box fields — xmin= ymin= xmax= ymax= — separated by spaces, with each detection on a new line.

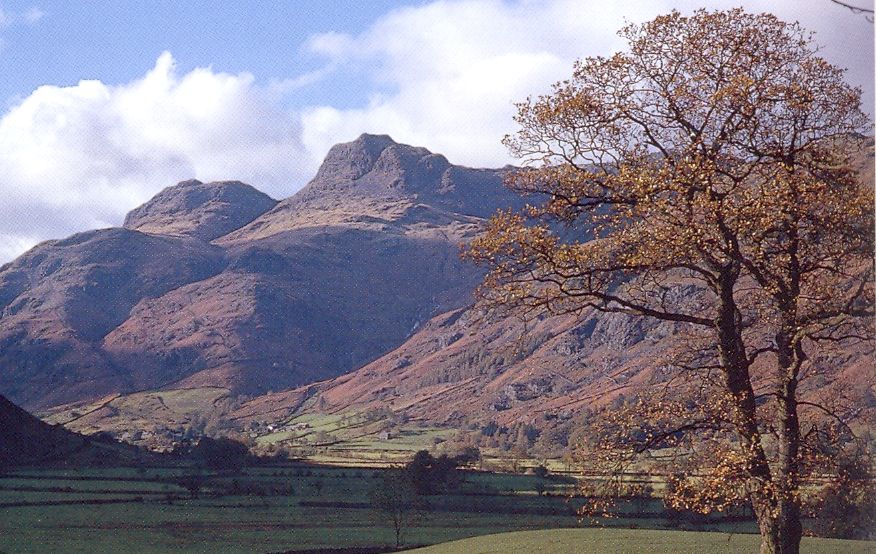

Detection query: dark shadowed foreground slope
xmin=0 ymin=394 xmax=91 ymax=466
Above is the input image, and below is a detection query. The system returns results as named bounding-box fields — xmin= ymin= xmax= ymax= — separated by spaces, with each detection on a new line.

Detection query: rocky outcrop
xmin=218 ymin=134 xmax=517 ymax=243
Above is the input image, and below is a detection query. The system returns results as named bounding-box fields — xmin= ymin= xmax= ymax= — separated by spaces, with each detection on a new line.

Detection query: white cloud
xmin=299 ymin=0 xmax=675 ymax=169
xmin=23 ymin=6 xmax=44 ymax=24
xmin=299 ymin=0 xmax=873 ymax=169
xmin=0 ymin=234 xmax=39 ymax=264
xmin=0 ymin=0 xmax=870 ymax=263
xmin=0 ymin=52 xmax=311 ymax=260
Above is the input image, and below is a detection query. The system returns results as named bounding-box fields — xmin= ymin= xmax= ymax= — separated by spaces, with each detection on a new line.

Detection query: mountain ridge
xmin=0 ymin=134 xmax=525 ymax=409
xmin=5 ymin=134 xmax=872 ymax=456
xmin=123 ymin=179 xmax=278 ymax=240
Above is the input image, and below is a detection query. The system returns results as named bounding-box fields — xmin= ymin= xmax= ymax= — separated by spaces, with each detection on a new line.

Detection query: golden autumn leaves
xmin=466 ymin=8 xmax=874 ymax=551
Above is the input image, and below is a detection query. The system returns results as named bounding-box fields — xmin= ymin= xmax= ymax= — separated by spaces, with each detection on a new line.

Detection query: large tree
xmin=468 ymin=9 xmax=873 ymax=554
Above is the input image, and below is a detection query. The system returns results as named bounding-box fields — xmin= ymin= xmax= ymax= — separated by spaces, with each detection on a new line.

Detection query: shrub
xmin=193 ymin=437 xmax=250 ymax=471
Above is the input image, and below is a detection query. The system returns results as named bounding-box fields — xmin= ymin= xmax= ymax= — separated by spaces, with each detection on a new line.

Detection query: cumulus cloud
xmin=0 ymin=52 xmax=311 ymax=260
xmin=300 ymin=0 xmax=873 ymax=170
xmin=0 ymin=0 xmax=871 ymax=263
xmin=301 ymin=0 xmax=673 ymax=169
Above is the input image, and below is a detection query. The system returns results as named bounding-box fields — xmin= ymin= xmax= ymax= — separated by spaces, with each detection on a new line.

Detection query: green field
xmin=0 ymin=466 xmax=584 ymax=553
xmin=410 ymin=528 xmax=874 ymax=554
xmin=0 ymin=467 xmax=871 ymax=554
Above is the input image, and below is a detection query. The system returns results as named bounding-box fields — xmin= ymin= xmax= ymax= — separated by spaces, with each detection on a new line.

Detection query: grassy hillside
xmin=409 ymin=528 xmax=874 ymax=554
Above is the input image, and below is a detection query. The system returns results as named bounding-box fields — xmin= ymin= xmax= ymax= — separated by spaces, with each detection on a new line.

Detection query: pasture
xmin=409 ymin=528 xmax=874 ymax=554
xmin=0 ymin=465 xmax=566 ymax=553
xmin=0 ymin=464 xmax=758 ymax=553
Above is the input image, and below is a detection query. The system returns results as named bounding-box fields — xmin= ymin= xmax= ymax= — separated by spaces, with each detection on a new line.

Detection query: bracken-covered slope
xmin=228 ymin=303 xmax=696 ymax=428
xmin=225 ymin=136 xmax=875 ymax=433
xmin=0 ymin=134 xmax=524 ymax=409
xmin=239 ymin=300 xmax=873 ymax=433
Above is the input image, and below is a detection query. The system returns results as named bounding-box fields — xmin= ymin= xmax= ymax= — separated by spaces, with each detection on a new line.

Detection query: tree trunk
xmin=755 ymin=499 xmax=803 ymax=554
xmin=749 ymin=312 xmax=805 ymax=554
xmin=394 ymin=516 xmax=403 ymax=550
xmin=715 ymin=271 xmax=804 ymax=554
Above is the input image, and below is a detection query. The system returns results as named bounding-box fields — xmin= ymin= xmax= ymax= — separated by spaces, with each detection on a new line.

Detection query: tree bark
xmin=715 ymin=270 xmax=804 ymax=554
xmin=759 ymin=324 xmax=803 ymax=554
xmin=755 ymin=500 xmax=803 ymax=554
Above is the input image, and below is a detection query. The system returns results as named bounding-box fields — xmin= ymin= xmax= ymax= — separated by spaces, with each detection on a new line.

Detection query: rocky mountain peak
xmin=313 ymin=134 xmax=397 ymax=183
xmin=310 ymin=134 xmax=450 ymax=191
xmin=123 ymin=179 xmax=277 ymax=241
xmin=216 ymin=134 xmax=519 ymax=244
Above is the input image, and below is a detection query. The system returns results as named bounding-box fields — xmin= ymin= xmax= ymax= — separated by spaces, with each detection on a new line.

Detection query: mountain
xmin=222 ymin=136 xmax=876 ymax=434
xmin=0 ymin=393 xmax=96 ymax=466
xmin=232 ymin=301 xmax=873 ymax=435
xmin=5 ymin=133 xmax=872 ymax=453
xmin=0 ymin=135 xmax=523 ymax=409
xmin=123 ymin=179 xmax=278 ymax=241
xmin=0 ymin=229 xmax=227 ymax=407
xmin=225 ymin=307 xmax=673 ymax=426
xmin=218 ymin=134 xmax=519 ymax=244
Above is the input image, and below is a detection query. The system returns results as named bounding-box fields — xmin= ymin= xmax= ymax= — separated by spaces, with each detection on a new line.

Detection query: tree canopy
xmin=468 ymin=9 xmax=874 ymax=554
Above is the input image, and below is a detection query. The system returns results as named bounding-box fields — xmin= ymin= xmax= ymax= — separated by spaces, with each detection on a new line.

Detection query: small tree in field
xmin=468 ymin=9 xmax=873 ymax=554
xmin=370 ymin=473 xmax=424 ymax=550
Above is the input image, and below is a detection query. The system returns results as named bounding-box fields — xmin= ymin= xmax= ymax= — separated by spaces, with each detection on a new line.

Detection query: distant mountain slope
xmin=0 ymin=229 xmax=227 ymax=407
xmin=227 ymin=304 xmax=688 ymax=428
xmin=224 ymin=136 xmax=875 ymax=434
xmin=238 ymin=301 xmax=872 ymax=433
xmin=0 ymin=135 xmax=525 ymax=409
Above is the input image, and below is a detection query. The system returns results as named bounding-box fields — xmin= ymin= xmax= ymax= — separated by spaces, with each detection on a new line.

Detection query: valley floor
xmin=0 ymin=466 xmax=871 ymax=554
xmin=409 ymin=528 xmax=873 ymax=554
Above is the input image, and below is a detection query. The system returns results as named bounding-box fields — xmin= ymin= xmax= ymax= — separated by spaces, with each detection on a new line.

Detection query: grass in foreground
xmin=409 ymin=528 xmax=874 ymax=554
xmin=0 ymin=467 xmax=583 ymax=554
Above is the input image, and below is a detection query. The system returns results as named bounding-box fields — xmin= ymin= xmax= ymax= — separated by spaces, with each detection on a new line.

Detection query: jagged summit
xmin=124 ymin=179 xmax=277 ymax=241
xmin=314 ymin=133 xmax=400 ymax=183
xmin=218 ymin=134 xmax=518 ymax=244
xmin=303 ymin=133 xmax=450 ymax=198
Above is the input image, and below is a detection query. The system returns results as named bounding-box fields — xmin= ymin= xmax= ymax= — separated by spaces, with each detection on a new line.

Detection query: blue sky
xmin=0 ymin=1 xmax=421 ymax=110
xmin=0 ymin=0 xmax=872 ymax=261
